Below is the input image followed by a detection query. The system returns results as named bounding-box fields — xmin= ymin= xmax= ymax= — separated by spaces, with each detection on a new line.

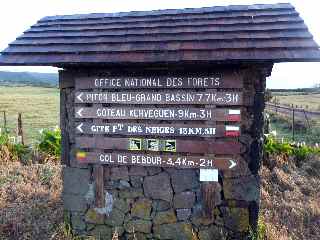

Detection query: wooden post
xmin=94 ymin=165 xmax=105 ymax=208
xmin=17 ymin=113 xmax=24 ymax=145
xmin=291 ymin=105 xmax=295 ymax=141
xmin=93 ymin=102 xmax=105 ymax=214
xmin=303 ymin=109 xmax=311 ymax=130
xmin=201 ymin=92 xmax=219 ymax=219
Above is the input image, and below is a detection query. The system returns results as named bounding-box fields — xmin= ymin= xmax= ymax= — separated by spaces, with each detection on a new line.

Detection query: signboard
xmin=75 ymin=122 xmax=240 ymax=137
xmin=75 ymin=137 xmax=243 ymax=154
xmin=74 ymin=72 xmax=243 ymax=170
xmin=75 ymin=107 xmax=241 ymax=121
xmin=76 ymin=151 xmax=239 ymax=170
xmin=75 ymin=91 xmax=242 ymax=105
xmin=75 ymin=73 xmax=243 ymax=90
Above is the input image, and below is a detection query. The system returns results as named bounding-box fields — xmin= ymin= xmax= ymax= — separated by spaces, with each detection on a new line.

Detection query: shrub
xmin=264 ymin=135 xmax=320 ymax=162
xmin=249 ymin=217 xmax=267 ymax=240
xmin=39 ymin=165 xmax=55 ymax=185
xmin=264 ymin=135 xmax=293 ymax=156
xmin=0 ymin=131 xmax=29 ymax=162
xmin=37 ymin=127 xmax=61 ymax=157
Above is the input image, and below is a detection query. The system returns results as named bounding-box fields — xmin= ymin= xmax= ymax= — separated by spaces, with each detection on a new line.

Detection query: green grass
xmin=268 ymin=112 xmax=320 ymax=144
xmin=0 ymin=86 xmax=59 ymax=144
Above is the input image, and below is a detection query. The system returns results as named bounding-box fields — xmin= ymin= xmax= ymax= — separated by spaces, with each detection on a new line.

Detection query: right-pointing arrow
xmin=76 ymin=108 xmax=84 ymax=117
xmin=77 ymin=123 xmax=84 ymax=133
xmin=229 ymin=159 xmax=237 ymax=169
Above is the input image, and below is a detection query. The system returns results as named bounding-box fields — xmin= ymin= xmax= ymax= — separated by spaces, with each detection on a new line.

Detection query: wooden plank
xmin=30 ymin=15 xmax=300 ymax=31
xmin=74 ymin=91 xmax=242 ymax=105
xmin=74 ymin=107 xmax=241 ymax=121
xmin=13 ymin=30 xmax=312 ymax=46
xmin=75 ymin=151 xmax=241 ymax=170
xmin=3 ymin=48 xmax=320 ymax=66
xmin=8 ymin=38 xmax=316 ymax=54
xmin=21 ymin=22 xmax=307 ymax=38
xmin=75 ymin=73 xmax=243 ymax=89
xmin=94 ymin=165 xmax=105 ymax=208
xmin=76 ymin=137 xmax=243 ymax=154
xmin=75 ymin=122 xmax=240 ymax=137
xmin=38 ymin=8 xmax=296 ymax=24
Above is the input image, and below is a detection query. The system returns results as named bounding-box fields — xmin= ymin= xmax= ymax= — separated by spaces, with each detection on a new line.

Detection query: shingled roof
xmin=0 ymin=3 xmax=319 ymax=67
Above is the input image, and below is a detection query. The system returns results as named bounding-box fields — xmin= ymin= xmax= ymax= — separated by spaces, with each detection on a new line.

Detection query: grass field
xmin=272 ymin=93 xmax=320 ymax=111
xmin=268 ymin=112 xmax=320 ymax=144
xmin=0 ymin=86 xmax=59 ymax=144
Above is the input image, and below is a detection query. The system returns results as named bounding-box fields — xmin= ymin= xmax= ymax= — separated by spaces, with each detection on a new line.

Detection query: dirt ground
xmin=0 ymin=155 xmax=319 ymax=240
xmin=260 ymin=154 xmax=320 ymax=240
xmin=0 ymin=162 xmax=63 ymax=240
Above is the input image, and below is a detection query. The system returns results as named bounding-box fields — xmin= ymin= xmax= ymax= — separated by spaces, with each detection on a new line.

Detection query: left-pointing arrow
xmin=76 ymin=108 xmax=84 ymax=117
xmin=229 ymin=159 xmax=237 ymax=169
xmin=77 ymin=123 xmax=84 ymax=133
xmin=77 ymin=93 xmax=84 ymax=102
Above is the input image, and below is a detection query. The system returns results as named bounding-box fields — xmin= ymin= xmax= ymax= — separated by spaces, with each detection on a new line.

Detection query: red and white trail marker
xmin=225 ymin=125 xmax=240 ymax=137
xmin=226 ymin=109 xmax=241 ymax=121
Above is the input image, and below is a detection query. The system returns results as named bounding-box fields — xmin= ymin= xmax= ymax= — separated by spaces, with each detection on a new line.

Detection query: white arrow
xmin=77 ymin=93 xmax=84 ymax=102
xmin=77 ymin=123 xmax=84 ymax=133
xmin=76 ymin=108 xmax=84 ymax=117
xmin=229 ymin=159 xmax=237 ymax=169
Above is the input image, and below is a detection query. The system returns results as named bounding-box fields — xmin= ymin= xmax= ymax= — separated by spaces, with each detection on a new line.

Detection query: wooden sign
xmin=75 ymin=122 xmax=240 ymax=137
xmin=76 ymin=151 xmax=239 ymax=170
xmin=75 ymin=107 xmax=241 ymax=121
xmin=75 ymin=73 xmax=243 ymax=90
xmin=76 ymin=137 xmax=243 ymax=154
xmin=75 ymin=91 xmax=242 ymax=105
xmin=73 ymin=71 xmax=244 ymax=170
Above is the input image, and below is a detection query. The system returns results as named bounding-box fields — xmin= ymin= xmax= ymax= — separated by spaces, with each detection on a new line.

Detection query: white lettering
xmin=99 ymin=154 xmax=114 ymax=163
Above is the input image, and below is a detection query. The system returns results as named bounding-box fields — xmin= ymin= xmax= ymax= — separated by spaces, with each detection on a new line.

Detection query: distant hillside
xmin=0 ymin=71 xmax=58 ymax=87
xmin=269 ymin=87 xmax=320 ymax=93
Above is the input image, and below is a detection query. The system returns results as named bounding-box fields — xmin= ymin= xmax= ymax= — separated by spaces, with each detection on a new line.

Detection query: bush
xmin=37 ymin=127 xmax=61 ymax=157
xmin=264 ymin=135 xmax=320 ymax=162
xmin=0 ymin=132 xmax=29 ymax=162
xmin=264 ymin=136 xmax=293 ymax=156
xmin=249 ymin=217 xmax=267 ymax=240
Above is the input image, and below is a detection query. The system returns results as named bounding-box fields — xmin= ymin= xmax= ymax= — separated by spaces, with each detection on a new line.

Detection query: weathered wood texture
xmin=17 ymin=113 xmax=24 ymax=145
xmin=75 ymin=122 xmax=240 ymax=137
xmin=93 ymin=165 xmax=105 ymax=208
xmin=76 ymin=151 xmax=241 ymax=170
xmin=74 ymin=91 xmax=242 ymax=105
xmin=76 ymin=137 xmax=243 ymax=154
xmin=1 ymin=3 xmax=320 ymax=66
xmin=75 ymin=107 xmax=241 ymax=121
xmin=75 ymin=72 xmax=243 ymax=89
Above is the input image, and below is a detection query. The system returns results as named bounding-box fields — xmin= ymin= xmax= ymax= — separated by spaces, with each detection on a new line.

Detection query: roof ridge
xmin=39 ymin=3 xmax=293 ymax=22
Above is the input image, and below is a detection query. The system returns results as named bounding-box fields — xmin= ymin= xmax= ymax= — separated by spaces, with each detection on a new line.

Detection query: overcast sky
xmin=0 ymin=0 xmax=319 ymax=89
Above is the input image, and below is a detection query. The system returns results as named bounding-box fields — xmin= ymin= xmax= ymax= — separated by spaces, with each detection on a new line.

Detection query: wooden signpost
xmin=76 ymin=137 xmax=243 ymax=154
xmin=75 ymin=73 xmax=243 ymax=89
xmin=75 ymin=107 xmax=241 ymax=121
xmin=75 ymin=73 xmax=243 ymax=171
xmin=75 ymin=91 xmax=242 ymax=105
xmin=75 ymin=122 xmax=240 ymax=137
xmin=76 ymin=152 xmax=239 ymax=170
xmin=2 ymin=4 xmax=318 ymax=237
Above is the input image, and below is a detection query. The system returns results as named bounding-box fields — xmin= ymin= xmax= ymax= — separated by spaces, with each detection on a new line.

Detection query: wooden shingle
xmin=0 ymin=3 xmax=319 ymax=67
